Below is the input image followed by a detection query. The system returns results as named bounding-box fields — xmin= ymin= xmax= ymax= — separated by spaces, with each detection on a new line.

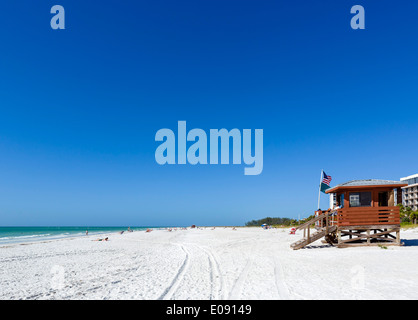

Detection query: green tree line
xmin=399 ymin=204 xmax=418 ymax=224
xmin=247 ymin=205 xmax=418 ymax=228
xmin=245 ymin=215 xmax=315 ymax=227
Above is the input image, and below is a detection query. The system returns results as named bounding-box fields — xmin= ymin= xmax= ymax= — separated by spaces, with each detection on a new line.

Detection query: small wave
xmin=0 ymin=234 xmax=52 ymax=240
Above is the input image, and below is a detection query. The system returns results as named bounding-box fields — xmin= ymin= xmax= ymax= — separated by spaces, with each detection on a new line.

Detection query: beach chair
xmin=289 ymin=228 xmax=296 ymax=235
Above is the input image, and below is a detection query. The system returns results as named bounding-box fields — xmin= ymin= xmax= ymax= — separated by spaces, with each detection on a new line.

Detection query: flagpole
xmin=317 ymin=169 xmax=323 ymax=210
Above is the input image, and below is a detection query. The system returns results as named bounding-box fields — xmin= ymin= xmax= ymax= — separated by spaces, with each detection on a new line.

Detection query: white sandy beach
xmin=1 ymin=227 xmax=418 ymax=300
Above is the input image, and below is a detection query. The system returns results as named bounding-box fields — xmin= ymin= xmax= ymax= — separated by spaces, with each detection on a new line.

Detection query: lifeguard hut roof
xmin=325 ymin=179 xmax=407 ymax=194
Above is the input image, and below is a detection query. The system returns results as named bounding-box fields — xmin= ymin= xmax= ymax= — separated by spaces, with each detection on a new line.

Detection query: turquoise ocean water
xmin=0 ymin=226 xmax=153 ymax=245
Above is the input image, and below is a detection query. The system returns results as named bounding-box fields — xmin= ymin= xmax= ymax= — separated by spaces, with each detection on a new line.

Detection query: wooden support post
xmin=326 ymin=214 xmax=329 ymax=234
xmin=367 ymin=229 xmax=370 ymax=245
xmin=307 ymin=226 xmax=310 ymax=243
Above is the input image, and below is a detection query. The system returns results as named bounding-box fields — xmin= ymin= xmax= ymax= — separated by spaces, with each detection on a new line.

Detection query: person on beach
xmin=331 ymin=202 xmax=341 ymax=215
xmin=86 ymin=230 xmax=88 ymax=235
xmin=93 ymin=237 xmax=108 ymax=241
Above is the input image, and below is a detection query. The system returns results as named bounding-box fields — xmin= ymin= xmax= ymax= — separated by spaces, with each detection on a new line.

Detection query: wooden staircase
xmin=290 ymin=225 xmax=337 ymax=250
xmin=290 ymin=212 xmax=337 ymax=250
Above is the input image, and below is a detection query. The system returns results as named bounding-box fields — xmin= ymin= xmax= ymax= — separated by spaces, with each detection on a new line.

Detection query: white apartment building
xmin=401 ymin=173 xmax=418 ymax=211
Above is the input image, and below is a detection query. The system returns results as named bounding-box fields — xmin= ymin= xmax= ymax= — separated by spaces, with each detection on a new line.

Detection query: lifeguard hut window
xmin=349 ymin=192 xmax=371 ymax=207
xmin=337 ymin=194 xmax=344 ymax=208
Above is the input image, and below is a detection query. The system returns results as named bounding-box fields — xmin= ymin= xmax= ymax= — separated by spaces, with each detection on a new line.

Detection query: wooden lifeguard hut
xmin=290 ymin=179 xmax=407 ymax=249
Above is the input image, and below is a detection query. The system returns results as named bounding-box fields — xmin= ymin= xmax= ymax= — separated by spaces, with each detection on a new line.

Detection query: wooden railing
xmin=295 ymin=213 xmax=327 ymax=231
xmin=295 ymin=212 xmax=335 ymax=243
xmin=336 ymin=206 xmax=400 ymax=227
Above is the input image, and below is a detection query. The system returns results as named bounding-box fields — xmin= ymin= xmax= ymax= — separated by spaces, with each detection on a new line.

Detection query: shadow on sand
xmin=402 ymin=239 xmax=418 ymax=246
xmin=299 ymin=239 xmax=418 ymax=248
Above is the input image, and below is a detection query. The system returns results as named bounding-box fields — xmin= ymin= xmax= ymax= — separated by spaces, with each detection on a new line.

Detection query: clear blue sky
xmin=0 ymin=1 xmax=417 ymax=226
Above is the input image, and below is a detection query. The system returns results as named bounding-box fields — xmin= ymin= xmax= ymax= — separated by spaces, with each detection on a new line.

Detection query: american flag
xmin=322 ymin=172 xmax=332 ymax=186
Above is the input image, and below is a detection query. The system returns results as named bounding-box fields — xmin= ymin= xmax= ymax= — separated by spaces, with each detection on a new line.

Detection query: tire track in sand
xmin=157 ymin=245 xmax=190 ymax=300
xmin=201 ymin=246 xmax=226 ymax=300
xmin=227 ymin=244 xmax=256 ymax=300
xmin=273 ymin=256 xmax=291 ymax=299
xmin=182 ymin=242 xmax=225 ymax=300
